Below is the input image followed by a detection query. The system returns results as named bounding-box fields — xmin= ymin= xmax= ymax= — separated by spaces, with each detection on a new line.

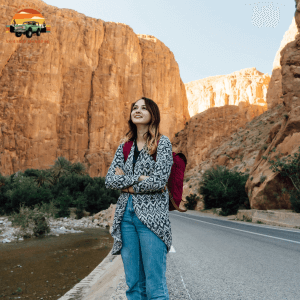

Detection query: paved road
xmin=165 ymin=210 xmax=300 ymax=300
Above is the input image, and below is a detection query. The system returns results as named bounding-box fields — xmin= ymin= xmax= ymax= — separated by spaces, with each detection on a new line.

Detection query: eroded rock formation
xmin=244 ymin=6 xmax=300 ymax=210
xmin=172 ymin=103 xmax=288 ymax=211
xmin=185 ymin=67 xmax=270 ymax=118
xmin=175 ymin=15 xmax=300 ymax=211
xmin=0 ymin=0 xmax=189 ymax=177
xmin=266 ymin=17 xmax=300 ymax=109
xmin=245 ymin=106 xmax=300 ymax=209
xmin=172 ymin=105 xmax=264 ymax=174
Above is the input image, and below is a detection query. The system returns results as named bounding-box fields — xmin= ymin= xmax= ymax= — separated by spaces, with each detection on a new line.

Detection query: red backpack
xmin=123 ymin=138 xmax=187 ymax=212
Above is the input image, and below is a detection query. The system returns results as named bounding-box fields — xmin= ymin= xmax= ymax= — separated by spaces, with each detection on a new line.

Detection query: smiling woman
xmin=105 ymin=96 xmax=173 ymax=299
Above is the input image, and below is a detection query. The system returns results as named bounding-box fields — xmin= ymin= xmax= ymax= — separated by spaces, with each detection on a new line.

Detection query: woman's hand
xmin=138 ymin=175 xmax=150 ymax=182
xmin=115 ymin=167 xmax=128 ymax=193
xmin=115 ymin=167 xmax=135 ymax=193
xmin=126 ymin=186 xmax=135 ymax=193
xmin=115 ymin=167 xmax=124 ymax=175
xmin=115 ymin=167 xmax=149 ymax=193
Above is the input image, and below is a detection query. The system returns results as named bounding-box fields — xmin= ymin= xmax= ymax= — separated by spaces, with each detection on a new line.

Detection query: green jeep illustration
xmin=14 ymin=21 xmax=42 ymax=38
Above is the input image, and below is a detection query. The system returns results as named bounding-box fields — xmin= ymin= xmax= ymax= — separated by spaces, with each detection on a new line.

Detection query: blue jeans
xmin=120 ymin=194 xmax=169 ymax=300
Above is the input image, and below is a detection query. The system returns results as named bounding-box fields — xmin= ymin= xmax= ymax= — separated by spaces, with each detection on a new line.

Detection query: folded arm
xmin=131 ymin=136 xmax=173 ymax=194
xmin=105 ymin=143 xmax=140 ymax=190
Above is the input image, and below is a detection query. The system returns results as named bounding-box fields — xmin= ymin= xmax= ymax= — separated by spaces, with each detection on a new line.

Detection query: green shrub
xmin=289 ymin=190 xmax=300 ymax=213
xmin=38 ymin=200 xmax=59 ymax=219
xmin=3 ymin=175 xmax=53 ymax=214
xmin=32 ymin=215 xmax=50 ymax=237
xmin=184 ymin=194 xmax=199 ymax=210
xmin=53 ymin=191 xmax=72 ymax=218
xmin=260 ymin=175 xmax=267 ymax=183
xmin=73 ymin=194 xmax=88 ymax=219
xmin=268 ymin=146 xmax=300 ymax=213
xmin=199 ymin=165 xmax=250 ymax=216
xmin=83 ymin=177 xmax=119 ymax=214
xmin=52 ymin=174 xmax=118 ymax=215
xmin=0 ymin=158 xmax=121 ymax=218
xmin=8 ymin=202 xmax=52 ymax=239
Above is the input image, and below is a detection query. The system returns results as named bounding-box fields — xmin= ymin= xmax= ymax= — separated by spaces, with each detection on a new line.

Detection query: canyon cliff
xmin=245 ymin=8 xmax=300 ymax=210
xmin=177 ymin=15 xmax=300 ymax=211
xmin=266 ymin=17 xmax=299 ymax=109
xmin=185 ymin=67 xmax=270 ymax=118
xmin=0 ymin=0 xmax=189 ymax=177
xmin=1 ymin=0 xmax=300 ymax=213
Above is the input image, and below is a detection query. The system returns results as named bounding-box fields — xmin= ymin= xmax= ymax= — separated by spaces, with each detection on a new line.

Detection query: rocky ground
xmin=0 ymin=204 xmax=114 ymax=244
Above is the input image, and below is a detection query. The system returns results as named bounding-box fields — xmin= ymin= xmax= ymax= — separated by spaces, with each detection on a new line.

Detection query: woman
xmin=105 ymin=97 xmax=173 ymax=300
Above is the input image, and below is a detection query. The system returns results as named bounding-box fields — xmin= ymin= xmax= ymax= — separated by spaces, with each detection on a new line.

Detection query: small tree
xmin=53 ymin=190 xmax=72 ymax=218
xmin=184 ymin=194 xmax=199 ymax=210
xmin=199 ymin=165 xmax=249 ymax=216
xmin=268 ymin=146 xmax=300 ymax=213
xmin=73 ymin=194 xmax=88 ymax=219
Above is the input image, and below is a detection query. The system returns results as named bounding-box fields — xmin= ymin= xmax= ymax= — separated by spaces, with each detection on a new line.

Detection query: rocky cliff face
xmin=280 ymin=4 xmax=300 ymax=113
xmin=185 ymin=67 xmax=270 ymax=118
xmin=0 ymin=0 xmax=189 ymax=177
xmin=244 ymin=7 xmax=300 ymax=210
xmin=172 ymin=105 xmax=261 ymax=174
xmin=266 ymin=17 xmax=300 ymax=109
xmin=177 ymin=103 xmax=291 ymax=211
xmin=175 ymin=15 xmax=300 ymax=211
xmin=245 ymin=105 xmax=300 ymax=210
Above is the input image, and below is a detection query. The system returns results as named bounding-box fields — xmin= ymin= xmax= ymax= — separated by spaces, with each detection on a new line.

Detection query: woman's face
xmin=131 ymin=99 xmax=152 ymax=125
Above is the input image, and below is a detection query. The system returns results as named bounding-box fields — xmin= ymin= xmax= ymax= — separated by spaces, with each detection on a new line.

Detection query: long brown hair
xmin=119 ymin=97 xmax=163 ymax=156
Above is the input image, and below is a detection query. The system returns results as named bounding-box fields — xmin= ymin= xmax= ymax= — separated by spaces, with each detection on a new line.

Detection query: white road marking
xmin=172 ymin=214 xmax=300 ymax=245
xmin=169 ymin=244 xmax=193 ymax=300
xmin=170 ymin=245 xmax=176 ymax=252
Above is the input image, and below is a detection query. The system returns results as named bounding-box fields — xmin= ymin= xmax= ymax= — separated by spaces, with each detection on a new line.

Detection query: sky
xmin=44 ymin=0 xmax=296 ymax=83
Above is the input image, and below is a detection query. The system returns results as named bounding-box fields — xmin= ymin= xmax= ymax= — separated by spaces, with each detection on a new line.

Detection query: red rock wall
xmin=266 ymin=17 xmax=299 ymax=109
xmin=0 ymin=0 xmax=189 ymax=177
xmin=185 ymin=67 xmax=270 ymax=117
xmin=243 ymin=3 xmax=300 ymax=209
xmin=171 ymin=105 xmax=255 ymax=174
xmin=174 ymin=10 xmax=300 ymax=211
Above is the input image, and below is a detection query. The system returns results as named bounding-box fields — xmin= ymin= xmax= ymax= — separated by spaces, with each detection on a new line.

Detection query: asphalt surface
xmin=69 ymin=210 xmax=300 ymax=300
xmin=163 ymin=210 xmax=300 ymax=300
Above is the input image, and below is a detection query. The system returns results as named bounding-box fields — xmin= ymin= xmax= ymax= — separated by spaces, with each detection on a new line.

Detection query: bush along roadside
xmin=184 ymin=194 xmax=199 ymax=210
xmin=268 ymin=146 xmax=300 ymax=213
xmin=0 ymin=156 xmax=121 ymax=241
xmin=198 ymin=165 xmax=250 ymax=216
xmin=0 ymin=156 xmax=120 ymax=218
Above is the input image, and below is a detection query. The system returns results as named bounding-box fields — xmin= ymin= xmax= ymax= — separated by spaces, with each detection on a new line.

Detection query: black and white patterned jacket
xmin=105 ymin=134 xmax=174 ymax=255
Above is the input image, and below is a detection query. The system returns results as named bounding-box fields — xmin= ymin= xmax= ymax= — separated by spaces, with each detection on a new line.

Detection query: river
xmin=0 ymin=227 xmax=114 ymax=299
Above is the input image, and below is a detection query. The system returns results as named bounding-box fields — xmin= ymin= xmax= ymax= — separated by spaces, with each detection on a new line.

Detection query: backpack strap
xmin=123 ymin=138 xmax=161 ymax=163
xmin=123 ymin=140 xmax=134 ymax=163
